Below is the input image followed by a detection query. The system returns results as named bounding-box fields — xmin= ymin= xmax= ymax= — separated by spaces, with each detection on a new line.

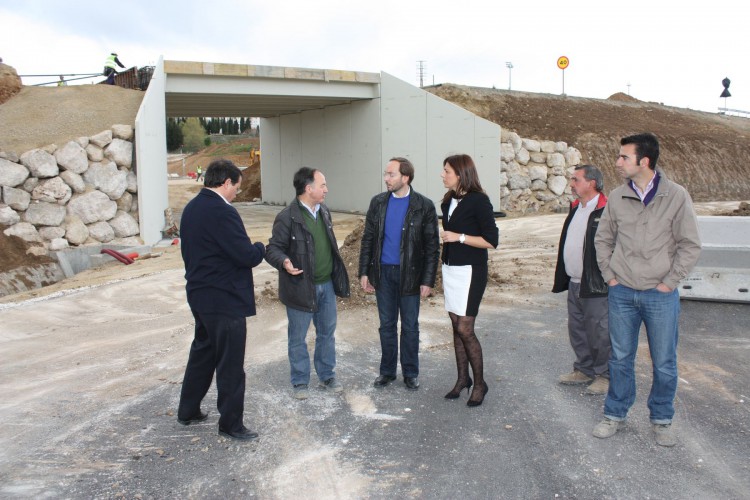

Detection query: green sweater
xmin=300 ymin=203 xmax=333 ymax=284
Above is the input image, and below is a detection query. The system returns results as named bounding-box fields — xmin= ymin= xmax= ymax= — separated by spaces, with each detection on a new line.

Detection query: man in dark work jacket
xmin=552 ymin=164 xmax=610 ymax=395
xmin=177 ymin=159 xmax=266 ymax=441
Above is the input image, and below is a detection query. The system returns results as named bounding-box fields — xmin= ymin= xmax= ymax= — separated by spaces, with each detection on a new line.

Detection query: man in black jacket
xmin=266 ymin=167 xmax=350 ymax=400
xmin=552 ymin=164 xmax=610 ymax=395
xmin=178 ymin=159 xmax=266 ymax=441
xmin=359 ymin=157 xmax=440 ymax=390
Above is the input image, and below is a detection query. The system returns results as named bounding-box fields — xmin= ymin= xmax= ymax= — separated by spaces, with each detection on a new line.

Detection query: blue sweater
xmin=381 ymin=193 xmax=409 ymax=265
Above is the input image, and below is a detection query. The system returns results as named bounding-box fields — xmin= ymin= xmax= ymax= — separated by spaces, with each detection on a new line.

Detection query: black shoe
xmin=177 ymin=410 xmax=208 ymax=425
xmin=444 ymin=378 xmax=473 ymax=399
xmin=404 ymin=377 xmax=420 ymax=391
xmin=373 ymin=374 xmax=397 ymax=387
xmin=218 ymin=426 xmax=259 ymax=441
xmin=467 ymin=381 xmax=489 ymax=407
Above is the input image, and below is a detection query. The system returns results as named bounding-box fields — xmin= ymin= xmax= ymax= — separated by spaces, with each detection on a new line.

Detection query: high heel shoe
xmin=467 ymin=381 xmax=488 ymax=407
xmin=444 ymin=378 xmax=473 ymax=399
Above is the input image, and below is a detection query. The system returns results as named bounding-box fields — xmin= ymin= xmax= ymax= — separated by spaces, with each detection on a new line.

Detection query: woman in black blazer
xmin=440 ymin=154 xmax=499 ymax=406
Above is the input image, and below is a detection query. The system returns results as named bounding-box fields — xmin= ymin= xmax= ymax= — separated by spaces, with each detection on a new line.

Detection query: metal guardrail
xmin=717 ymin=107 xmax=750 ymax=117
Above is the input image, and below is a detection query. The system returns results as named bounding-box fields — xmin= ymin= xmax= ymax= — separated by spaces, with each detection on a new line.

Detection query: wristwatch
xmin=459 ymin=234 xmax=466 ymax=244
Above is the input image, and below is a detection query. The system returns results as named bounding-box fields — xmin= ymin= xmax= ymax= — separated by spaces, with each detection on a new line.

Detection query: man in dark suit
xmin=177 ymin=159 xmax=266 ymax=441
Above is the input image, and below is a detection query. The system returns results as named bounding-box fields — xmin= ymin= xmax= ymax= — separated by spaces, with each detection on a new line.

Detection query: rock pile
xmin=1 ymin=124 xmax=140 ymax=253
xmin=500 ymin=130 xmax=581 ymax=213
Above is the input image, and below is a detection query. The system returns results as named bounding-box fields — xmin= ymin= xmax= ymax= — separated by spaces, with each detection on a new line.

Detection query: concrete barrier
xmin=680 ymin=216 xmax=750 ymax=303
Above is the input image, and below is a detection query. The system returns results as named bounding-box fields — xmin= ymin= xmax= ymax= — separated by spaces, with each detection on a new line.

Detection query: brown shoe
xmin=585 ymin=376 xmax=609 ymax=395
xmin=558 ymin=370 xmax=593 ymax=385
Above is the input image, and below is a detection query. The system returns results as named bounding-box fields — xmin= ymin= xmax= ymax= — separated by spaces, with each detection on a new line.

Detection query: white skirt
xmin=442 ymin=264 xmax=472 ymax=316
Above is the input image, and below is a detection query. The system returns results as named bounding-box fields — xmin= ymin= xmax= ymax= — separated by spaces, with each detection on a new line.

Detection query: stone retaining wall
xmin=500 ymin=130 xmax=581 ymax=213
xmin=1 ymin=124 xmax=140 ymax=252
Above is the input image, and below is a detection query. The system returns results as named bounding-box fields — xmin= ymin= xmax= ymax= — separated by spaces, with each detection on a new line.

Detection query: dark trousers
xmin=567 ymin=281 xmax=610 ymax=378
xmin=178 ymin=310 xmax=247 ymax=432
xmin=376 ymin=265 xmax=420 ymax=378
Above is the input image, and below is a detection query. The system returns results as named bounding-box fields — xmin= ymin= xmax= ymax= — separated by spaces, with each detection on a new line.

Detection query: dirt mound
xmin=0 ymin=85 xmax=144 ymax=154
xmin=607 ymin=92 xmax=640 ymax=103
xmin=0 ymin=232 xmax=53 ymax=273
xmin=235 ymin=161 xmax=262 ymax=202
xmin=426 ymin=84 xmax=750 ymax=202
xmin=0 ymin=63 xmax=22 ymax=105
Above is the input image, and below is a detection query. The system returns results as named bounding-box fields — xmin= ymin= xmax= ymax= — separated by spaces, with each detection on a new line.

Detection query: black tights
xmin=449 ymin=312 xmax=484 ymax=402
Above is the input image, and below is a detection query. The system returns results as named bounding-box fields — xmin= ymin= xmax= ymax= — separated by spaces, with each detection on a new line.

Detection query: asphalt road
xmin=3 ymin=289 xmax=746 ymax=499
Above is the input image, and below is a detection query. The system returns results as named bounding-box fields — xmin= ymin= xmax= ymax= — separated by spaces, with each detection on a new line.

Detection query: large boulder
xmin=548 ymin=175 xmax=568 ymax=196
xmin=112 ymin=124 xmax=134 ymax=141
xmin=31 ymin=176 xmax=72 ymax=204
xmin=23 ymin=201 xmax=67 ymax=226
xmin=116 ymin=191 xmax=133 ymax=212
xmin=63 ymin=215 xmax=89 ymax=245
xmin=38 ymin=226 xmax=66 ymax=241
xmin=67 ymin=190 xmax=118 ymax=224
xmin=3 ymin=222 xmax=42 ymax=243
xmin=85 ymin=143 xmax=104 ymax=162
xmin=104 ymin=138 xmax=133 ymax=168
xmin=2 ymin=186 xmax=31 ymax=211
xmin=0 ymin=158 xmax=30 ymax=187
xmin=87 ymin=221 xmax=115 ymax=242
xmin=0 ymin=205 xmax=21 ymax=226
xmin=20 ymin=149 xmax=59 ymax=178
xmin=54 ymin=141 xmax=89 ymax=174
xmin=108 ymin=210 xmax=139 ymax=237
xmin=59 ymin=170 xmax=86 ymax=194
xmin=83 ymin=162 xmax=128 ymax=200
xmin=89 ymin=130 xmax=113 ymax=148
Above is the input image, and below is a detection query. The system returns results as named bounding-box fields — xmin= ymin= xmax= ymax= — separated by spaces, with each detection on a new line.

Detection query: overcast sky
xmin=1 ymin=0 xmax=748 ymax=115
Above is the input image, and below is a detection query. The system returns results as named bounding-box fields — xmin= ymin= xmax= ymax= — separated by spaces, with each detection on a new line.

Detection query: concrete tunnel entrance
xmin=134 ymin=58 xmax=501 ymax=246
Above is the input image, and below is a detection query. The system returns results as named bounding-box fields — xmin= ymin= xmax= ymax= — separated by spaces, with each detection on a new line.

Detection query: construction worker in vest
xmin=196 ymin=165 xmax=203 ymax=182
xmin=103 ymin=52 xmax=125 ymax=84
xmin=57 ymin=75 xmax=67 ymax=86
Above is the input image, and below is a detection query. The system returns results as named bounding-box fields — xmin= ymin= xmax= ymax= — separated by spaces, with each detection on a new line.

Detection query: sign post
xmin=557 ymin=56 xmax=569 ymax=95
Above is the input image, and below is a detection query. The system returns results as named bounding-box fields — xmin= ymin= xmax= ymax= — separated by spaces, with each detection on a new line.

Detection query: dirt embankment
xmin=426 ymin=85 xmax=750 ymax=202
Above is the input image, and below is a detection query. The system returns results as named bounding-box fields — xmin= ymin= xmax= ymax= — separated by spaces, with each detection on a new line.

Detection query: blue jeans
xmin=376 ymin=265 xmax=420 ymax=378
xmin=604 ymin=284 xmax=680 ymax=424
xmin=286 ymin=280 xmax=337 ymax=386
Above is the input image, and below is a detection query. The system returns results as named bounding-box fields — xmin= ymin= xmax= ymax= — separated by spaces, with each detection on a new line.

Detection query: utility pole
xmin=627 ymin=82 xmax=631 ymax=96
xmin=505 ymin=62 xmax=513 ymax=90
xmin=417 ymin=60 xmax=426 ymax=88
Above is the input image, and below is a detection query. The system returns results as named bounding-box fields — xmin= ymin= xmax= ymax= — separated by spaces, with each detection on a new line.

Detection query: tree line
xmin=166 ymin=117 xmax=258 ymax=152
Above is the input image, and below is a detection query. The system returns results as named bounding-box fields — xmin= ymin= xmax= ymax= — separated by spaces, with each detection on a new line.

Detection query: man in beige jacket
xmin=592 ymin=133 xmax=701 ymax=447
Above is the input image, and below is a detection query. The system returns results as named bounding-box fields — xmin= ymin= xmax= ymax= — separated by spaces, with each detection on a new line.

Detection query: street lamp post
xmin=505 ymin=62 xmax=513 ymax=90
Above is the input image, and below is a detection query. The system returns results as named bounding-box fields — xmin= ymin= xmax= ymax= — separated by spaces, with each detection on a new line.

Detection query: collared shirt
xmin=298 ymin=199 xmax=320 ymax=219
xmin=629 ymin=172 xmax=657 ymax=202
xmin=211 ymin=188 xmax=231 ymax=205
xmin=563 ymin=193 xmax=600 ymax=283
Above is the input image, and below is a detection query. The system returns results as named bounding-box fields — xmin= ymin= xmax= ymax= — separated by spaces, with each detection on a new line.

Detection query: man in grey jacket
xmin=592 ymin=133 xmax=701 ymax=447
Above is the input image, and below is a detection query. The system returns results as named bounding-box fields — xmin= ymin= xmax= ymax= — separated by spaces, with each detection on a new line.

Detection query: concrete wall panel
xmin=134 ymin=57 xmax=168 ymax=244
xmin=260 ymin=117 xmax=283 ymax=204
